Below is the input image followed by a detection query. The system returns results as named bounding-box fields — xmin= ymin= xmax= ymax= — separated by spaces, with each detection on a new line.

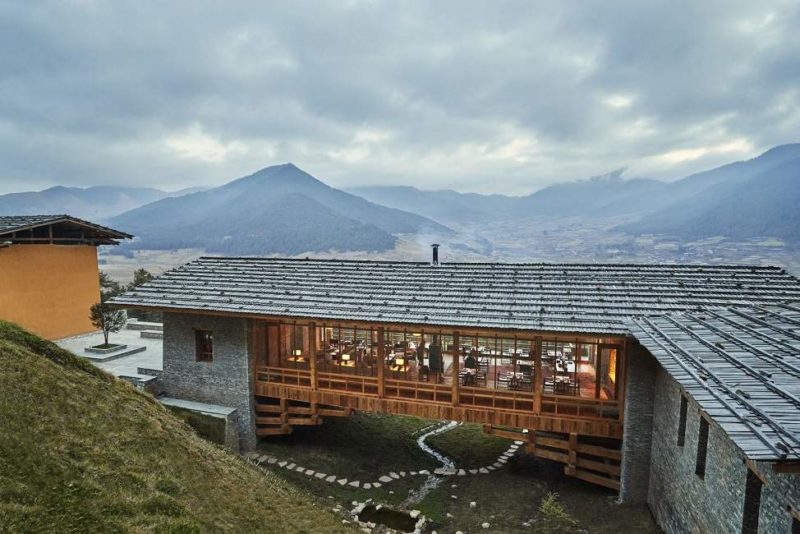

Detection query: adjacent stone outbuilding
xmin=627 ymin=307 xmax=800 ymax=533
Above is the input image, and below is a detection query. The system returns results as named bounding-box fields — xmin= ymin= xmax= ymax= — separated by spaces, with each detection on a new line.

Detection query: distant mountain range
xmin=618 ymin=145 xmax=800 ymax=241
xmin=108 ymin=163 xmax=451 ymax=255
xmin=350 ymin=144 xmax=800 ymax=244
xmin=0 ymin=185 xmax=168 ymax=220
xmin=3 ymin=144 xmax=799 ymax=256
xmin=348 ymin=169 xmax=669 ymax=225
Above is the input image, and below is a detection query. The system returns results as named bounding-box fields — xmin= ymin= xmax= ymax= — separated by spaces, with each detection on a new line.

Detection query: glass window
xmin=194 ymin=330 xmax=213 ymax=362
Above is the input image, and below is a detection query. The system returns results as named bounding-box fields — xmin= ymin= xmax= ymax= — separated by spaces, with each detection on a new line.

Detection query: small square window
xmin=195 ymin=330 xmax=213 ymax=362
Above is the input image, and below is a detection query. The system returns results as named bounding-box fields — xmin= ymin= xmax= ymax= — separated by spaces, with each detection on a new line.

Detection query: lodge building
xmin=0 ymin=215 xmax=130 ymax=339
xmin=112 ymin=255 xmax=800 ymax=533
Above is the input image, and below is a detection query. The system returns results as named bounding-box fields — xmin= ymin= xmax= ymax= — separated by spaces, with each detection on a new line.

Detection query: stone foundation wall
xmin=647 ymin=366 xmax=800 ymax=533
xmin=161 ymin=312 xmax=256 ymax=451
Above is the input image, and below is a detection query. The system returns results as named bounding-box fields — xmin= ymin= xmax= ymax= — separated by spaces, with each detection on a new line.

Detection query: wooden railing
xmin=384 ymin=379 xmax=452 ymax=403
xmin=459 ymin=386 xmax=535 ymax=412
xmin=256 ymin=366 xmax=312 ymax=388
xmin=318 ymin=372 xmax=379 ymax=396
xmin=540 ymin=395 xmax=619 ymax=420
xmin=256 ymin=366 xmax=619 ymax=421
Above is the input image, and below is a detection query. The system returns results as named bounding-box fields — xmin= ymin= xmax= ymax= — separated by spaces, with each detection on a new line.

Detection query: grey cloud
xmin=0 ymin=0 xmax=798 ymax=195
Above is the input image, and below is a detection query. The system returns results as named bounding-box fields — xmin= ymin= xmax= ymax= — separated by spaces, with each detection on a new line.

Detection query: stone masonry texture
xmin=161 ymin=312 xmax=256 ymax=451
xmin=619 ymin=341 xmax=658 ymax=504
xmin=647 ymin=366 xmax=800 ymax=533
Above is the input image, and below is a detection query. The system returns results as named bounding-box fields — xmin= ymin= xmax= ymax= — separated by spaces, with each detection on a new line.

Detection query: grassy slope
xmin=0 ymin=321 xmax=351 ymax=533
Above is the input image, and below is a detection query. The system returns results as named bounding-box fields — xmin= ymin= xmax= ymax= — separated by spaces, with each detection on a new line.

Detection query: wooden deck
xmin=255 ymin=366 xmax=623 ymax=438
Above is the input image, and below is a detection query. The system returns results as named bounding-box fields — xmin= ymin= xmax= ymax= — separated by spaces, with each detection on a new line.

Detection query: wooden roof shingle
xmin=627 ymin=304 xmax=800 ymax=461
xmin=0 ymin=214 xmax=131 ymax=241
xmin=111 ymin=257 xmax=800 ymax=335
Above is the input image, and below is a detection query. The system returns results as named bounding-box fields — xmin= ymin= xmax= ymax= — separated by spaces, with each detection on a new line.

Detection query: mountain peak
xmin=237 ymin=163 xmax=322 ymax=188
xmin=754 ymin=143 xmax=800 ymax=163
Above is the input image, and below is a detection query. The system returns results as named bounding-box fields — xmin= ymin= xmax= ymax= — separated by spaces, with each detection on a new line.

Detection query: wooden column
xmin=533 ymin=336 xmax=542 ymax=415
xmin=451 ymin=332 xmax=460 ymax=406
xmin=309 ymin=323 xmax=318 ymax=392
xmin=377 ymin=328 xmax=385 ymax=398
xmin=566 ymin=431 xmax=578 ymax=476
xmin=617 ymin=339 xmax=627 ymax=422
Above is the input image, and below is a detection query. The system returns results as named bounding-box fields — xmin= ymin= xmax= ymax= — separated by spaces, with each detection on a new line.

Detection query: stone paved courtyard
xmin=56 ymin=324 xmax=163 ymax=381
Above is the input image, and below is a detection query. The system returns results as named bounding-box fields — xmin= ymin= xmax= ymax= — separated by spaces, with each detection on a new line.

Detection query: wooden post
xmin=617 ymin=339 xmax=627 ymax=422
xmin=377 ymin=328 xmax=385 ymax=398
xmin=567 ymin=431 xmax=578 ymax=476
xmin=452 ymin=331 xmax=460 ymax=406
xmin=533 ymin=336 xmax=542 ymax=415
xmin=309 ymin=322 xmax=318 ymax=392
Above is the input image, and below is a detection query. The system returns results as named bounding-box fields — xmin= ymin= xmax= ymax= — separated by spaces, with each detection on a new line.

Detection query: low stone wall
xmin=647 ymin=366 xmax=800 ymax=533
xmin=164 ymin=403 xmax=239 ymax=453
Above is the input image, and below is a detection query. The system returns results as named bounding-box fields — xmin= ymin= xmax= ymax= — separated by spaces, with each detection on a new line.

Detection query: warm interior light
xmin=341 ymin=353 xmax=351 ymax=361
xmin=395 ymin=357 xmax=405 ymax=367
xmin=293 ymin=349 xmax=302 ymax=356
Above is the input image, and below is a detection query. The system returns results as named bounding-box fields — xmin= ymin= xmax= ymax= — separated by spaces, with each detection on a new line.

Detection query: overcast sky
xmin=1 ymin=1 xmax=799 ymax=195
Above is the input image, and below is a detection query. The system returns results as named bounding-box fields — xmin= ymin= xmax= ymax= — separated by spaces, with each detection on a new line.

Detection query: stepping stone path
xmin=248 ymin=422 xmax=527 ymax=504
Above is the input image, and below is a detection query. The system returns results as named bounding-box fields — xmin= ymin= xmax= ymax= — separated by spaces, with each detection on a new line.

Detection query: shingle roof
xmin=627 ymin=305 xmax=800 ymax=461
xmin=0 ymin=214 xmax=131 ymax=240
xmin=111 ymin=257 xmax=800 ymax=335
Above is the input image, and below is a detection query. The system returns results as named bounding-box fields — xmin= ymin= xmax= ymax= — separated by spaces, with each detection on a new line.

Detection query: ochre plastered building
xmin=0 ymin=215 xmax=130 ymax=339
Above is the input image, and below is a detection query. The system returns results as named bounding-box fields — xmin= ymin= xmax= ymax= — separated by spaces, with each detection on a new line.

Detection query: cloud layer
xmin=1 ymin=0 xmax=798 ymax=194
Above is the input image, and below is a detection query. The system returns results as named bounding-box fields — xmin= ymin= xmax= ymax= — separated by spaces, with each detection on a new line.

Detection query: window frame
xmin=194 ymin=329 xmax=214 ymax=362
xmin=695 ymin=416 xmax=710 ymax=478
xmin=677 ymin=394 xmax=688 ymax=447
xmin=741 ymin=467 xmax=763 ymax=533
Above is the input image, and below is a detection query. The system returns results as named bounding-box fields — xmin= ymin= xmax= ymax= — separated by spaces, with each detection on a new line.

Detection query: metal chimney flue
xmin=431 ymin=243 xmax=440 ymax=266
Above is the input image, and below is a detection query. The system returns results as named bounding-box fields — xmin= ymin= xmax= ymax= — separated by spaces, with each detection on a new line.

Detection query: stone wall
xmin=618 ymin=341 xmax=658 ymax=504
xmin=164 ymin=404 xmax=240 ymax=454
xmin=161 ymin=312 xmax=256 ymax=451
xmin=647 ymin=365 xmax=800 ymax=533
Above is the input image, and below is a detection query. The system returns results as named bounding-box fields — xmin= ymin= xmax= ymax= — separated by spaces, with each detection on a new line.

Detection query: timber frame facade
xmin=113 ymin=257 xmax=800 ymax=498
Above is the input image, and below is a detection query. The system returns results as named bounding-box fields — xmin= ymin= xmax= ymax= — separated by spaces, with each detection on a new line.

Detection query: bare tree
xmin=89 ymin=302 xmax=127 ymax=347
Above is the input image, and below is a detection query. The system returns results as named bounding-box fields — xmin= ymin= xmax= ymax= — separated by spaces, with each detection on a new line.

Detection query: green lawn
xmin=426 ymin=423 xmax=511 ymax=468
xmin=0 ymin=321 xmax=353 ymax=533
